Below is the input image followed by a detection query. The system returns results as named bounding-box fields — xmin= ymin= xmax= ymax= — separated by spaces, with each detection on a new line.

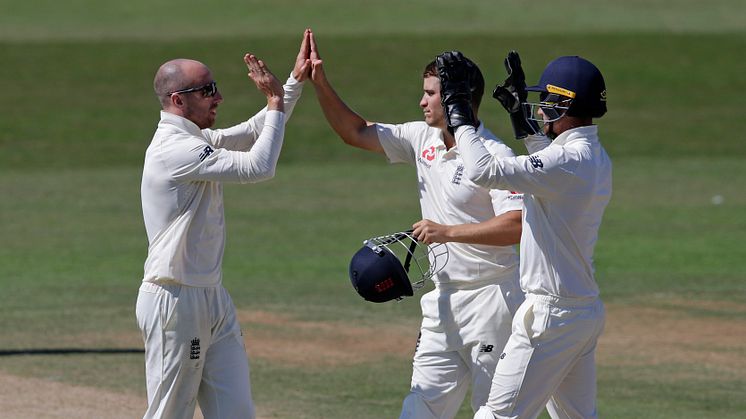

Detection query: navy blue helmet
xmin=349 ymin=230 xmax=448 ymax=303
xmin=526 ymin=55 xmax=607 ymax=121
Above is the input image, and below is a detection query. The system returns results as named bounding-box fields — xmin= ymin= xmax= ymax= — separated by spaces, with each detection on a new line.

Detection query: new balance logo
xmin=452 ymin=165 xmax=464 ymax=185
xmin=190 ymin=338 xmax=201 ymax=360
xmin=479 ymin=344 xmax=494 ymax=353
xmin=199 ymin=146 xmax=214 ymax=162
xmin=528 ymin=155 xmax=543 ymax=168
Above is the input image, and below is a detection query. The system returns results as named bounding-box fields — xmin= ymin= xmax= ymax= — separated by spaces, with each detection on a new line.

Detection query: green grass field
xmin=1 ymin=1 xmax=745 ymax=417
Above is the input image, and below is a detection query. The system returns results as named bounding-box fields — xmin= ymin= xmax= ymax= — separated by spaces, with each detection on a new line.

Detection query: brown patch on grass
xmin=598 ymin=300 xmax=746 ymax=379
xmin=0 ymin=371 xmax=145 ymax=419
xmin=2 ymin=301 xmax=743 ymax=418
xmin=239 ymin=310 xmax=419 ymax=366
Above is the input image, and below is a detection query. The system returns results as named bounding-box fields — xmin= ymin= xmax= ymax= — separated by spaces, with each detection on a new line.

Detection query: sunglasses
xmin=168 ymin=81 xmax=218 ymax=98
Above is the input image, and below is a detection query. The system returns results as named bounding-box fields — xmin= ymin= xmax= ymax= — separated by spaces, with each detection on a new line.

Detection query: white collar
xmin=552 ymin=125 xmax=598 ymax=146
xmin=159 ymin=111 xmax=203 ymax=136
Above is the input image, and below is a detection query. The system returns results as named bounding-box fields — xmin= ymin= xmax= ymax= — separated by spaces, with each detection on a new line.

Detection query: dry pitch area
xmin=2 ymin=300 xmax=744 ymax=418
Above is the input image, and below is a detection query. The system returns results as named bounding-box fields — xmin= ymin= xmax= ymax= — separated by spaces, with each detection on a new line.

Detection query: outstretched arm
xmin=308 ymin=30 xmax=384 ymax=154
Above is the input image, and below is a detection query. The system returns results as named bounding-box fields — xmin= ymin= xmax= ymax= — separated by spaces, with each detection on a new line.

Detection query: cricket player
xmin=436 ymin=51 xmax=611 ymax=419
xmin=308 ymin=31 xmax=525 ymax=419
xmin=136 ymin=31 xmax=311 ymax=419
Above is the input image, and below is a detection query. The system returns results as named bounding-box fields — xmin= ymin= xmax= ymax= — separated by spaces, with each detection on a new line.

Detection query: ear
xmin=170 ymin=93 xmax=185 ymax=109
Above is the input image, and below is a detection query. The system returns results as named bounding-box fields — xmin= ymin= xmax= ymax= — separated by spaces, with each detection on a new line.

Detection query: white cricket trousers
xmin=400 ymin=278 xmax=525 ymax=419
xmin=474 ymin=294 xmax=605 ymax=419
xmin=136 ymin=281 xmax=254 ymax=419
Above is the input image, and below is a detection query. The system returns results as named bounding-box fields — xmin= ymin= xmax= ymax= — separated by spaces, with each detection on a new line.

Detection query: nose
xmin=215 ymin=90 xmax=224 ymax=104
xmin=419 ymin=94 xmax=427 ymax=108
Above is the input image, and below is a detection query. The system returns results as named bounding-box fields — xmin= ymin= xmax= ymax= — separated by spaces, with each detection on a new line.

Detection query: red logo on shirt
xmin=421 ymin=146 xmax=436 ymax=161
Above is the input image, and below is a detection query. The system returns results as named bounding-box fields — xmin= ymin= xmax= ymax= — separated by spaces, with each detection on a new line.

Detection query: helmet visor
xmin=527 ymin=92 xmax=572 ymax=124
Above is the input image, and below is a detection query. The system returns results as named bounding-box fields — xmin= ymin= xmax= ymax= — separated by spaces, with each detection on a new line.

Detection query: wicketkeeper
xmin=436 ymin=51 xmax=611 ymax=419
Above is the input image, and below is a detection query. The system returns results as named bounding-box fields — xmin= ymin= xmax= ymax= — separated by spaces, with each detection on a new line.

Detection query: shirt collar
xmin=159 ymin=111 xmax=203 ymax=137
xmin=552 ymin=125 xmax=598 ymax=146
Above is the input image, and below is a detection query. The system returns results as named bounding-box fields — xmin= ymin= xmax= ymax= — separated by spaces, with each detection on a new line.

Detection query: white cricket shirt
xmin=376 ymin=122 xmax=523 ymax=288
xmin=455 ymin=125 xmax=612 ymax=299
xmin=141 ymin=75 xmax=303 ymax=287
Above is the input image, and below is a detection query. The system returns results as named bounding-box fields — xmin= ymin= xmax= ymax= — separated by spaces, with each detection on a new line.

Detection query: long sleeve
xmin=455 ymin=125 xmax=579 ymax=198
xmin=202 ymin=73 xmax=303 ymax=151
xmin=168 ymin=111 xmax=286 ymax=184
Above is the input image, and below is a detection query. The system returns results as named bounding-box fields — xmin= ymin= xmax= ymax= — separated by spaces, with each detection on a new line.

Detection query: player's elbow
xmin=464 ymin=165 xmax=492 ymax=188
xmin=253 ymin=167 xmax=276 ymax=183
xmin=239 ymin=163 xmax=277 ymax=184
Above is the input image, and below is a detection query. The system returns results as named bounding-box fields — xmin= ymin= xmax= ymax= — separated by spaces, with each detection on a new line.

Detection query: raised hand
xmin=435 ymin=51 xmax=478 ymax=132
xmin=308 ymin=30 xmax=326 ymax=84
xmin=292 ymin=29 xmax=312 ymax=82
xmin=244 ymin=53 xmax=284 ymax=109
xmin=492 ymin=51 xmax=539 ymax=139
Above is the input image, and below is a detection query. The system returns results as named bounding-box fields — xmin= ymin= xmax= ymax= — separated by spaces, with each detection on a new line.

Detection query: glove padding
xmin=436 ymin=51 xmax=478 ymax=132
xmin=492 ymin=51 xmax=540 ymax=139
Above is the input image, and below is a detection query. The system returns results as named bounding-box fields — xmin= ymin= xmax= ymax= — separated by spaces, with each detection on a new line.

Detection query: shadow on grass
xmin=0 ymin=348 xmax=144 ymax=356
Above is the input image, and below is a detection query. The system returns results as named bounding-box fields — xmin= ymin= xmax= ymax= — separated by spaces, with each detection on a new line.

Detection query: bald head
xmin=153 ymin=59 xmax=210 ymax=108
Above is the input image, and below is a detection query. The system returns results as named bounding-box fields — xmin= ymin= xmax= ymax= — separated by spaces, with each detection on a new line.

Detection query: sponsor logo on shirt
xmin=528 ymin=155 xmax=543 ymax=168
xmin=508 ymin=191 xmax=523 ymax=200
xmin=417 ymin=146 xmax=436 ymax=168
xmin=421 ymin=146 xmax=436 ymax=161
xmin=199 ymin=145 xmax=214 ymax=162
xmin=417 ymin=157 xmax=432 ymax=169
xmin=452 ymin=164 xmax=464 ymax=185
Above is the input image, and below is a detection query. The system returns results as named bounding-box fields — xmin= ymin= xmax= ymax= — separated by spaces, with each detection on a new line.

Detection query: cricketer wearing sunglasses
xmin=137 ymin=30 xmax=312 ymax=419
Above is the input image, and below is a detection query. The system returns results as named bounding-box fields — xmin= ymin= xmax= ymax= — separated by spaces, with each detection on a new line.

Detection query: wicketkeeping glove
xmin=492 ymin=51 xmax=540 ymax=139
xmin=436 ymin=51 xmax=478 ymax=133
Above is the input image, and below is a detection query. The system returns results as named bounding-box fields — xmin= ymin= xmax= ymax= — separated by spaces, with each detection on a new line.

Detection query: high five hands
xmin=244 ymin=53 xmax=284 ymax=110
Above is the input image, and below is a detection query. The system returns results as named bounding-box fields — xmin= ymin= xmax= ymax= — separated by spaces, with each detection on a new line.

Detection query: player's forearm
xmin=444 ymin=213 xmax=522 ymax=247
xmin=312 ymin=78 xmax=370 ymax=145
xmin=237 ymin=110 xmax=285 ymax=183
xmin=455 ymin=125 xmax=507 ymax=189
xmin=280 ymin=73 xmax=304 ymax=121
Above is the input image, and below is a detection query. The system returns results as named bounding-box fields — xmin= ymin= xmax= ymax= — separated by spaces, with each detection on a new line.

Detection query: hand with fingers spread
xmin=292 ymin=29 xmax=312 ymax=82
xmin=244 ymin=53 xmax=284 ymax=111
xmin=492 ymin=50 xmax=540 ymax=139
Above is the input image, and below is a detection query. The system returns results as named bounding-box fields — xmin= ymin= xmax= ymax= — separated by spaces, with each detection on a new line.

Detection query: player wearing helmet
xmin=436 ymin=51 xmax=611 ymax=419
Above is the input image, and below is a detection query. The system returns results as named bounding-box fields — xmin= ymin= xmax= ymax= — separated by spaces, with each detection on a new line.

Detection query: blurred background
xmin=0 ymin=1 xmax=744 ymax=417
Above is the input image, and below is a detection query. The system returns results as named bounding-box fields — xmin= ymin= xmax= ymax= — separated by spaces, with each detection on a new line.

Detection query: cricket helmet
xmin=349 ymin=230 xmax=448 ymax=303
xmin=525 ymin=56 xmax=607 ymax=121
